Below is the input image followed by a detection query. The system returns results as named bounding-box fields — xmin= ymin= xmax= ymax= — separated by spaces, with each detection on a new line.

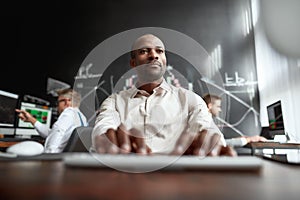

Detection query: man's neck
xmin=137 ymin=79 xmax=163 ymax=94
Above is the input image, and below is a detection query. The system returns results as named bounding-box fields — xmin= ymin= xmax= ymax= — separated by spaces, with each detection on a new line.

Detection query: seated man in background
xmin=92 ymin=33 xmax=236 ymax=156
xmin=16 ymin=88 xmax=88 ymax=153
xmin=202 ymin=93 xmax=266 ymax=147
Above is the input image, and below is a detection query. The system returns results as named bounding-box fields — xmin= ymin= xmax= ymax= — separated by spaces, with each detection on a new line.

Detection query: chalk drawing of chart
xmin=200 ymin=76 xmax=260 ymax=136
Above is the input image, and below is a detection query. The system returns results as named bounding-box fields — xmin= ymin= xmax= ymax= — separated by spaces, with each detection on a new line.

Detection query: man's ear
xmin=207 ymin=103 xmax=213 ymax=110
xmin=130 ymin=59 xmax=136 ymax=67
xmin=130 ymin=59 xmax=136 ymax=68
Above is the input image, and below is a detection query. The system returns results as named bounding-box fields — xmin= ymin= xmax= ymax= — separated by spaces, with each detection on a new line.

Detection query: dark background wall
xmin=1 ymin=0 xmax=260 ymax=136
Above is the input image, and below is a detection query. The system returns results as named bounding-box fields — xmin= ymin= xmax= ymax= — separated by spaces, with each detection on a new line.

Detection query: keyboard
xmin=63 ymin=153 xmax=263 ymax=173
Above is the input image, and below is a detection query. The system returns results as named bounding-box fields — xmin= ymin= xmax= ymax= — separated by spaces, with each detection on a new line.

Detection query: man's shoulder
xmin=110 ymin=88 xmax=135 ymax=98
xmin=170 ymin=86 xmax=202 ymax=99
xmin=167 ymin=84 xmax=188 ymax=93
xmin=61 ymin=107 xmax=78 ymax=115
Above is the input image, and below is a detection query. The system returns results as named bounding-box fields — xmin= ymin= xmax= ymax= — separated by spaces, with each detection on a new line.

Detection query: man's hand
xmin=15 ymin=109 xmax=37 ymax=125
xmin=94 ymin=124 xmax=152 ymax=154
xmin=172 ymin=129 xmax=237 ymax=157
xmin=94 ymin=125 xmax=236 ymax=156
xmin=244 ymin=135 xmax=267 ymax=143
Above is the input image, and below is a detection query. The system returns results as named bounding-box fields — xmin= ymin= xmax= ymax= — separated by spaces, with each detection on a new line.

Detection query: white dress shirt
xmin=225 ymin=137 xmax=248 ymax=147
xmin=92 ymin=79 xmax=225 ymax=153
xmin=34 ymin=107 xmax=88 ymax=153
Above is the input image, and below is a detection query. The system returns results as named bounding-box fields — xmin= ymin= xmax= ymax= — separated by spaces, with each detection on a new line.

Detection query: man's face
xmin=209 ymin=99 xmax=222 ymax=117
xmin=57 ymin=96 xmax=71 ymax=114
xmin=130 ymin=34 xmax=167 ymax=83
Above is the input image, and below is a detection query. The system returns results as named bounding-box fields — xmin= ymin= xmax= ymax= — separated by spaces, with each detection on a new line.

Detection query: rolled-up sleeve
xmin=187 ymin=93 xmax=226 ymax=146
xmin=34 ymin=121 xmax=50 ymax=138
xmin=206 ymin=119 xmax=226 ymax=146
xmin=92 ymin=94 xmax=121 ymax=141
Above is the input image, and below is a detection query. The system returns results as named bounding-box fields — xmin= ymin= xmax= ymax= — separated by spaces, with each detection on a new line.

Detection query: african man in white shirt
xmin=92 ymin=34 xmax=236 ymax=156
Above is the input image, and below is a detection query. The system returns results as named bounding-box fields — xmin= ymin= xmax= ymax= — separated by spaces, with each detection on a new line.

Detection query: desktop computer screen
xmin=0 ymin=89 xmax=19 ymax=135
xmin=15 ymin=102 xmax=52 ymax=138
xmin=267 ymin=100 xmax=285 ymax=138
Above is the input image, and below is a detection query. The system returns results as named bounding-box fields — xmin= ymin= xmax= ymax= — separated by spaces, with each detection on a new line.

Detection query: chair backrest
xmin=63 ymin=126 xmax=93 ymax=152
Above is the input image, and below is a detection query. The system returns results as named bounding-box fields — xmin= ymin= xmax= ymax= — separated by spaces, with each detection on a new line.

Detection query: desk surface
xmin=245 ymin=142 xmax=300 ymax=155
xmin=0 ymin=157 xmax=299 ymax=200
xmin=245 ymin=141 xmax=300 ymax=149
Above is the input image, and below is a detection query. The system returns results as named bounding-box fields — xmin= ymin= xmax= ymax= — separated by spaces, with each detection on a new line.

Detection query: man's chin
xmin=147 ymin=64 xmax=161 ymax=68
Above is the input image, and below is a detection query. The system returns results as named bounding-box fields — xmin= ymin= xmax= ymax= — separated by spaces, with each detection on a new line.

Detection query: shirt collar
xmin=129 ymin=78 xmax=172 ymax=98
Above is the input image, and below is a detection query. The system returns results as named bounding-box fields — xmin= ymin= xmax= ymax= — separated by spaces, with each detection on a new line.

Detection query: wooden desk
xmin=0 ymin=158 xmax=299 ymax=200
xmin=0 ymin=141 xmax=19 ymax=148
xmin=245 ymin=142 xmax=300 ymax=155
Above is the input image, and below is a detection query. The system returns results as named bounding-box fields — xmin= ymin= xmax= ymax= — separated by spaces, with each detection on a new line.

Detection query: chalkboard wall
xmin=1 ymin=0 xmax=260 ymax=137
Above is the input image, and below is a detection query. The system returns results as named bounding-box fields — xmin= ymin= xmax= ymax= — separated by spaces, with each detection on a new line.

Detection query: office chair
xmin=63 ymin=126 xmax=93 ymax=152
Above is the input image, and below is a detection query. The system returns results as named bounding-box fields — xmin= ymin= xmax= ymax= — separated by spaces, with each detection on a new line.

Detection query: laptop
xmin=63 ymin=153 xmax=263 ymax=173
xmin=266 ymin=100 xmax=287 ymax=140
xmin=258 ymin=101 xmax=289 ymax=143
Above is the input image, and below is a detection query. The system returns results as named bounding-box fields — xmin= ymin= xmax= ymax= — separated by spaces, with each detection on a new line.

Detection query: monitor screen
xmin=15 ymin=102 xmax=52 ymax=138
xmin=0 ymin=89 xmax=19 ymax=135
xmin=267 ymin=100 xmax=285 ymax=138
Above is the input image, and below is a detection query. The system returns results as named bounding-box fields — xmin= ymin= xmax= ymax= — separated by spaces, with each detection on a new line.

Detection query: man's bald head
xmin=131 ymin=34 xmax=165 ymax=58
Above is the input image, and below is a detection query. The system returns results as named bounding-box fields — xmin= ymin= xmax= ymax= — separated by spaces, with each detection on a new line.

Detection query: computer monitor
xmin=15 ymin=102 xmax=52 ymax=138
xmin=267 ymin=100 xmax=285 ymax=139
xmin=0 ymin=89 xmax=19 ymax=136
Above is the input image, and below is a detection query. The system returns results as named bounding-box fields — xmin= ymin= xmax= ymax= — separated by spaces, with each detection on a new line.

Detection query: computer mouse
xmin=6 ymin=141 xmax=44 ymax=156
